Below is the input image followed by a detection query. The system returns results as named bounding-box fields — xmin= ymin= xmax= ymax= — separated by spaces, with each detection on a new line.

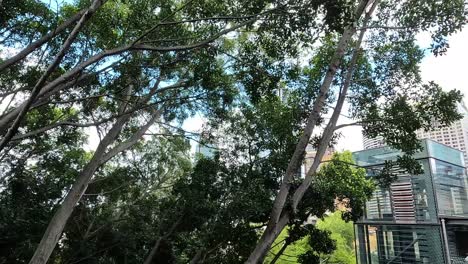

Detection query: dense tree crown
xmin=0 ymin=0 xmax=466 ymax=263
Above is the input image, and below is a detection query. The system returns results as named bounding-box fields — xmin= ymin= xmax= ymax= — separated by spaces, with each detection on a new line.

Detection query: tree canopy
xmin=0 ymin=0 xmax=466 ymax=263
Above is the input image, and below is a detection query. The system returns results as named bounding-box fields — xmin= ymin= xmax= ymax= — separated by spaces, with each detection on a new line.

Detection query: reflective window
xmin=431 ymin=159 xmax=468 ymax=217
xmin=355 ymin=224 xmax=445 ymax=264
xmin=362 ymin=160 xmax=437 ymax=223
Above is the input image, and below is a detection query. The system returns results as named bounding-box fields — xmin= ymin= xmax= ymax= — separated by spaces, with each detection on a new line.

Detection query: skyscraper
xmin=363 ymin=103 xmax=468 ymax=165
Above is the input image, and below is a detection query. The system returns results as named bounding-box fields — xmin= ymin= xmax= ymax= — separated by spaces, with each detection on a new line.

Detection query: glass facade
xmin=355 ymin=224 xmax=445 ymax=264
xmin=362 ymin=160 xmax=438 ymax=224
xmin=353 ymin=139 xmax=468 ymax=264
xmin=446 ymin=225 xmax=468 ymax=263
xmin=431 ymin=159 xmax=468 ymax=217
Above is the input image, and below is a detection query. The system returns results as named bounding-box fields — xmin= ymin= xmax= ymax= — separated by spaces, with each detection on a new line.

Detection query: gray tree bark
xmin=0 ymin=0 xmax=108 ymax=152
xmin=245 ymin=1 xmax=373 ymax=263
xmin=0 ymin=9 xmax=86 ymax=72
xmin=28 ymin=114 xmax=130 ymax=264
xmin=29 ymin=88 xmax=160 ymax=263
xmin=143 ymin=216 xmax=182 ymax=264
xmin=292 ymin=0 xmax=378 ymax=211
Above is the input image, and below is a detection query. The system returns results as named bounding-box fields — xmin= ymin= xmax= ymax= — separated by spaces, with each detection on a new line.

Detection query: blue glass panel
xmin=353 ymin=139 xmax=464 ymax=167
xmin=427 ymin=140 xmax=465 ymax=167
xmin=431 ymin=159 xmax=468 ymax=217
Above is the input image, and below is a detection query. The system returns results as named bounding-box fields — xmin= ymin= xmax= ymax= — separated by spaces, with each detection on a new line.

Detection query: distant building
xmin=196 ymin=143 xmax=216 ymax=158
xmin=302 ymin=145 xmax=334 ymax=176
xmin=195 ymin=131 xmax=217 ymax=158
xmin=353 ymin=139 xmax=468 ymax=264
xmin=362 ymin=104 xmax=468 ymax=166
xmin=362 ymin=135 xmax=386 ymax=150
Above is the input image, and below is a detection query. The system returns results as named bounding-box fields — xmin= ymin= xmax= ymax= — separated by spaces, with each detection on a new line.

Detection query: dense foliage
xmin=0 ymin=0 xmax=466 ymax=263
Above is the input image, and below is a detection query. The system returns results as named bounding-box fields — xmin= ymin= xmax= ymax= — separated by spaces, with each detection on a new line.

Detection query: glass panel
xmin=356 ymin=224 xmax=369 ymax=264
xmin=427 ymin=140 xmax=465 ymax=167
xmin=368 ymin=226 xmax=379 ymax=263
xmin=353 ymin=140 xmax=430 ymax=167
xmin=431 ymin=159 xmax=468 ymax=217
xmin=362 ymin=160 xmax=438 ymax=223
xmin=354 ymin=146 xmax=402 ymax=167
xmin=365 ymin=189 xmax=393 ymax=221
xmin=362 ymin=225 xmax=445 ymax=264
xmin=446 ymin=225 xmax=468 ymax=263
xmin=413 ymin=160 xmax=438 ymax=223
xmin=353 ymin=139 xmax=464 ymax=167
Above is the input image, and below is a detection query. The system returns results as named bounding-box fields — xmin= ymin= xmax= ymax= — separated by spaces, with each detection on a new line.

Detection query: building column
xmin=441 ymin=218 xmax=451 ymax=264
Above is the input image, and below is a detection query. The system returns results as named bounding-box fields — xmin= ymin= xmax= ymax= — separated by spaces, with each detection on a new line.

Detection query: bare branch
xmin=131 ymin=0 xmax=196 ymax=44
xmin=132 ymin=17 xmax=257 ymax=52
xmin=358 ymin=25 xmax=413 ymax=30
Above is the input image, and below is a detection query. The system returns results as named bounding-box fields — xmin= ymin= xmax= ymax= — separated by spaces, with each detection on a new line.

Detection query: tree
xmin=0 ymin=111 xmax=88 ymax=263
xmin=0 ymin=0 xmax=357 ymax=262
xmin=316 ymin=211 xmax=357 ymax=264
xmin=265 ymin=211 xmax=358 ymax=264
xmin=246 ymin=0 xmax=466 ymax=262
xmin=264 ymin=152 xmax=373 ymax=264
xmin=0 ymin=135 xmax=192 ymax=263
xmin=1 ymin=0 xmax=466 ymax=263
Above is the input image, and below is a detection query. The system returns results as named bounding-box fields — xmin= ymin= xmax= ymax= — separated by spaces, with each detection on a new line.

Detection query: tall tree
xmin=0 ymin=0 xmax=380 ymax=262
xmin=1 ymin=0 xmax=466 ymax=263
xmin=245 ymin=0 xmax=466 ymax=262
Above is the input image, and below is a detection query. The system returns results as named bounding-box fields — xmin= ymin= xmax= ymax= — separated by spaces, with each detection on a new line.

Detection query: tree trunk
xmin=246 ymin=213 xmax=290 ymax=264
xmin=29 ymin=90 xmax=161 ymax=264
xmin=0 ymin=0 xmax=107 ymax=153
xmin=143 ymin=216 xmax=182 ymax=264
xmin=269 ymin=240 xmax=291 ymax=264
xmin=245 ymin=1 xmax=371 ymax=263
xmin=28 ymin=114 xmax=130 ymax=264
xmin=143 ymin=238 xmax=164 ymax=264
xmin=292 ymin=0 xmax=378 ymax=211
xmin=189 ymin=250 xmax=203 ymax=264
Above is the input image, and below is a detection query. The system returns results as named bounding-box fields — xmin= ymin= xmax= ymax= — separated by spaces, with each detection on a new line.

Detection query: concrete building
xmin=363 ymin=104 xmax=468 ymax=165
xmin=363 ymin=135 xmax=386 ymax=150
xmin=353 ymin=139 xmax=468 ymax=264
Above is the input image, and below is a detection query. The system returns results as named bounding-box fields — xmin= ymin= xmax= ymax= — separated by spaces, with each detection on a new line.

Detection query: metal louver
xmin=390 ymin=179 xmax=416 ymax=223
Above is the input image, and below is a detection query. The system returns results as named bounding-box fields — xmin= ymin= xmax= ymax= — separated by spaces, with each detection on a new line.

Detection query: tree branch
xmin=0 ymin=0 xmax=108 ymax=152
xmin=0 ymin=9 xmax=87 ymax=72
xmin=132 ymin=16 xmax=258 ymax=52
xmin=99 ymin=110 xmax=161 ymax=164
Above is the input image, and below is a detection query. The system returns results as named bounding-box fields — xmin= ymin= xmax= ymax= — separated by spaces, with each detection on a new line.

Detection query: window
xmin=455 ymin=231 xmax=468 ymax=258
xmin=431 ymin=159 xmax=468 ymax=217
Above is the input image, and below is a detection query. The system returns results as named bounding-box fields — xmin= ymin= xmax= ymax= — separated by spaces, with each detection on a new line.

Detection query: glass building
xmin=353 ymin=139 xmax=468 ymax=264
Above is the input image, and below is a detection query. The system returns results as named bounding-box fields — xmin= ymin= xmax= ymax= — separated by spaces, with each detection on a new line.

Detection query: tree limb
xmin=0 ymin=0 xmax=108 ymax=153
xmin=99 ymin=110 xmax=162 ymax=164
xmin=292 ymin=0 xmax=379 ymax=211
xmin=0 ymin=9 xmax=86 ymax=72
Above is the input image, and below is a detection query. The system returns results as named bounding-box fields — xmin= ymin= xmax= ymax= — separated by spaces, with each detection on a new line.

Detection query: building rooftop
xmin=353 ymin=138 xmax=465 ymax=168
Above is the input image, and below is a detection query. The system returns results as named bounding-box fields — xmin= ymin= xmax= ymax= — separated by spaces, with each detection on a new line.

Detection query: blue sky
xmin=182 ymin=26 xmax=468 ymax=152
xmin=37 ymin=0 xmax=464 ymax=153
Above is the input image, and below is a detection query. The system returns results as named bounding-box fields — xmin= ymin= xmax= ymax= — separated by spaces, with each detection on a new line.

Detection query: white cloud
xmin=419 ymin=28 xmax=468 ymax=103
